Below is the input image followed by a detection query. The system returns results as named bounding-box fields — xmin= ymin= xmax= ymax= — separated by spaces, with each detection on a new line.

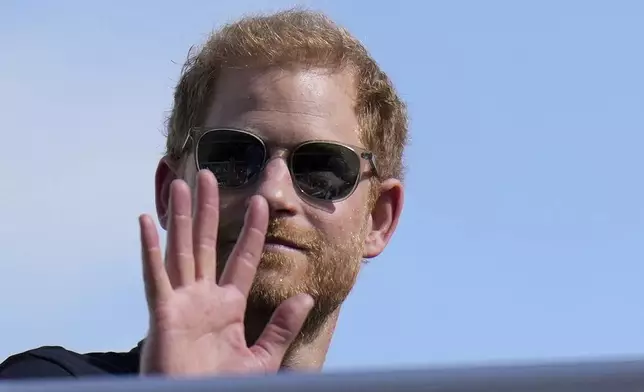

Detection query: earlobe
xmin=363 ymin=179 xmax=404 ymax=259
xmin=155 ymin=156 xmax=180 ymax=230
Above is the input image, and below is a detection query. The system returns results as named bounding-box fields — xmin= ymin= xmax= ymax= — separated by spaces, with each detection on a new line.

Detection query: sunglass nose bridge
xmin=265 ymin=147 xmax=290 ymax=163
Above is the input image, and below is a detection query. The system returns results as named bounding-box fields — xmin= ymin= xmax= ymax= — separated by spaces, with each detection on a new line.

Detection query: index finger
xmin=217 ymin=195 xmax=268 ymax=296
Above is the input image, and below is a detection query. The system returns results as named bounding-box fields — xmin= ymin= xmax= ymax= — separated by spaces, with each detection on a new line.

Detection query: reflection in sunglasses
xmin=193 ymin=128 xmax=373 ymax=201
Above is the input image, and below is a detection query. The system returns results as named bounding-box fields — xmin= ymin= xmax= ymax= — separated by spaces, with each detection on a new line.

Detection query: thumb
xmin=250 ymin=293 xmax=314 ymax=369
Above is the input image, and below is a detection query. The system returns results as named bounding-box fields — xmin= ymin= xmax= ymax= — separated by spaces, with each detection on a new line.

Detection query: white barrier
xmin=2 ymin=358 xmax=644 ymax=392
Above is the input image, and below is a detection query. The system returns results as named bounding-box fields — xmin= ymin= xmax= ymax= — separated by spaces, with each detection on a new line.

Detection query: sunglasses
xmin=180 ymin=128 xmax=379 ymax=202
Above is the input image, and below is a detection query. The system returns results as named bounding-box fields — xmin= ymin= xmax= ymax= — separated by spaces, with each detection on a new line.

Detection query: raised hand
xmin=138 ymin=170 xmax=314 ymax=376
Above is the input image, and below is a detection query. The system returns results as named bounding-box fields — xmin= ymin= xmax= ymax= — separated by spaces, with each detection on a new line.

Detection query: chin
xmin=257 ymin=249 xmax=310 ymax=278
xmin=249 ymin=252 xmax=306 ymax=301
xmin=248 ymin=277 xmax=299 ymax=309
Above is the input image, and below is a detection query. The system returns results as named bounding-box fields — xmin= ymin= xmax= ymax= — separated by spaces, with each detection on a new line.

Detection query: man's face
xmin=181 ymin=67 xmax=373 ymax=340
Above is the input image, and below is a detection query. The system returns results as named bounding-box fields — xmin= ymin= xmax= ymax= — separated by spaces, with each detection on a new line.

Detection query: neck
xmin=245 ymin=307 xmax=341 ymax=372
xmin=280 ymin=309 xmax=339 ymax=371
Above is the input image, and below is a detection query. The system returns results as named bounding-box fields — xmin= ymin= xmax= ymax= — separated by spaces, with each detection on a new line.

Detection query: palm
xmin=150 ymin=283 xmax=260 ymax=374
xmin=138 ymin=170 xmax=313 ymax=376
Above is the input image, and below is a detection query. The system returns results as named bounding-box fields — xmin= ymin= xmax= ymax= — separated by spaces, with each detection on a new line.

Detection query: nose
xmin=253 ymin=156 xmax=300 ymax=217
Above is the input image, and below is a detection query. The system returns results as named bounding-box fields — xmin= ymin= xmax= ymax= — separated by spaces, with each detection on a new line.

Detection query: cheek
xmin=308 ymin=196 xmax=369 ymax=243
xmin=217 ymin=190 xmax=252 ymax=231
xmin=181 ymin=155 xmax=198 ymax=183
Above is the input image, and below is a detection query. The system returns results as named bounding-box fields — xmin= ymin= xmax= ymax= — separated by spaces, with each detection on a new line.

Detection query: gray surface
xmin=2 ymin=358 xmax=644 ymax=392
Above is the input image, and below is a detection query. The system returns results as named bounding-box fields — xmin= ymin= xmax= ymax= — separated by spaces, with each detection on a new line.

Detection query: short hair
xmin=165 ymin=8 xmax=408 ymax=183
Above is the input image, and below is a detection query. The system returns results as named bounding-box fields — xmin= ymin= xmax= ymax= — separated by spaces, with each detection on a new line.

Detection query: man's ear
xmin=362 ymin=179 xmax=404 ymax=259
xmin=155 ymin=156 xmax=181 ymax=230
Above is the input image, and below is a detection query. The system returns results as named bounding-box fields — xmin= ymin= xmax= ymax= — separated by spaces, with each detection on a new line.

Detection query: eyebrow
xmin=211 ymin=113 xmax=340 ymax=143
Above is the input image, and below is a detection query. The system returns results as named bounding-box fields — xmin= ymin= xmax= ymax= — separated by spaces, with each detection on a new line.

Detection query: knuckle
xmin=174 ymin=250 xmax=194 ymax=260
xmin=171 ymin=214 xmax=192 ymax=227
xmin=264 ymin=320 xmax=294 ymax=346
xmin=237 ymin=248 xmax=260 ymax=267
xmin=203 ymin=231 xmax=218 ymax=244
xmin=195 ymin=242 xmax=215 ymax=254
xmin=247 ymin=226 xmax=266 ymax=240
xmin=202 ymin=202 xmax=219 ymax=215
xmin=145 ymin=245 xmax=162 ymax=253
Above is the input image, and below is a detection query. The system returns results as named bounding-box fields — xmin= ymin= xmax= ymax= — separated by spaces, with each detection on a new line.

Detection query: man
xmin=0 ymin=8 xmax=407 ymax=378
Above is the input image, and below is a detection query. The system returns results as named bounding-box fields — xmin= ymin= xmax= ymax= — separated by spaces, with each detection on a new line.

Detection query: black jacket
xmin=0 ymin=344 xmax=140 ymax=379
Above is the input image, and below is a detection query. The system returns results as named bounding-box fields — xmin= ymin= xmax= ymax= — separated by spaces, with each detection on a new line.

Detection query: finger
xmin=165 ymin=179 xmax=195 ymax=288
xmin=250 ymin=294 xmax=314 ymax=368
xmin=139 ymin=214 xmax=172 ymax=304
xmin=218 ymin=195 xmax=268 ymax=295
xmin=192 ymin=170 xmax=219 ymax=281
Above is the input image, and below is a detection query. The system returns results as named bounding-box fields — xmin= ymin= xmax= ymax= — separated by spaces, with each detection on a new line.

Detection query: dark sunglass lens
xmin=196 ymin=130 xmax=265 ymax=187
xmin=292 ymin=143 xmax=361 ymax=201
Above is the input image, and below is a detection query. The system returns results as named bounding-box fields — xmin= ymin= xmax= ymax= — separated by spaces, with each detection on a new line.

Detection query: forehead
xmin=202 ymin=67 xmax=362 ymax=147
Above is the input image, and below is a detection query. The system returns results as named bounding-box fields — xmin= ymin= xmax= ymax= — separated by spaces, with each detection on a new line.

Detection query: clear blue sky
xmin=1 ymin=0 xmax=643 ymax=372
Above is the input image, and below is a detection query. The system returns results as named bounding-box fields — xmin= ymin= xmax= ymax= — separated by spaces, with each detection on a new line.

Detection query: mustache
xmin=218 ymin=217 xmax=322 ymax=251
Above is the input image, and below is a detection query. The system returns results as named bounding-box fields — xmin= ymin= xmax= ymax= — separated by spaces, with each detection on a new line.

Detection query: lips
xmin=263 ymin=236 xmax=306 ymax=251
xmin=221 ymin=236 xmax=306 ymax=251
